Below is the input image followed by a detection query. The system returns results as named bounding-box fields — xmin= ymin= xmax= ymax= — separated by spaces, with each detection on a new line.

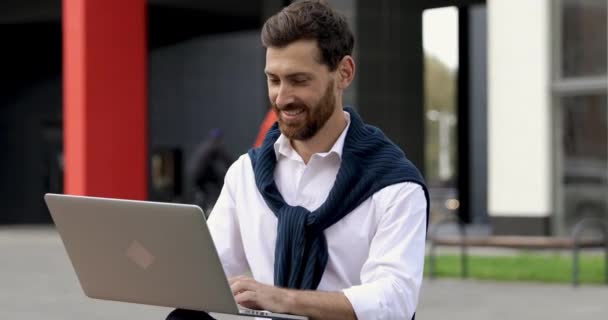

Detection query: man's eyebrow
xmin=264 ymin=71 xmax=313 ymax=78
xmin=286 ymin=72 xmax=312 ymax=79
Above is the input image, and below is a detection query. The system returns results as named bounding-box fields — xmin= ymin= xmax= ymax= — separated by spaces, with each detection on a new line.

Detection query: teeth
xmin=284 ymin=109 xmax=304 ymax=116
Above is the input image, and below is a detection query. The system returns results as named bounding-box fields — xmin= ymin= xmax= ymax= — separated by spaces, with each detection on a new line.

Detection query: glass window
xmin=422 ymin=7 xmax=459 ymax=222
xmin=561 ymin=0 xmax=607 ymax=78
xmin=561 ymin=94 xmax=607 ymax=232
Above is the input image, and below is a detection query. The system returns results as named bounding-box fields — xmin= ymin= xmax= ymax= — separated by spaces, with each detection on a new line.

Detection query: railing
xmin=428 ymin=216 xmax=608 ymax=286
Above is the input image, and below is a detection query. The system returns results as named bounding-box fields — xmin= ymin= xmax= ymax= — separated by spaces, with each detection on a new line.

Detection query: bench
xmin=428 ymin=217 xmax=608 ymax=286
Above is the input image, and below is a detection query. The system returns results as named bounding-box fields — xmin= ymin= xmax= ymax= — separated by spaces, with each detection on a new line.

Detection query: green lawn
xmin=424 ymin=253 xmax=607 ymax=284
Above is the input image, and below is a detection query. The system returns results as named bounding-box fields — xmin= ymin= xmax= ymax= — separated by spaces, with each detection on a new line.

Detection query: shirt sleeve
xmin=206 ymin=158 xmax=250 ymax=277
xmin=342 ymin=183 xmax=427 ymax=320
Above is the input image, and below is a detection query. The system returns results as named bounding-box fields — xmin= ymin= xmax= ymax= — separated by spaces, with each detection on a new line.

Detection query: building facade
xmin=1 ymin=0 xmax=605 ymax=237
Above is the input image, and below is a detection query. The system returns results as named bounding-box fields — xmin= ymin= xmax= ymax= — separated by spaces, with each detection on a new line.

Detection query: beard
xmin=272 ymin=81 xmax=336 ymax=141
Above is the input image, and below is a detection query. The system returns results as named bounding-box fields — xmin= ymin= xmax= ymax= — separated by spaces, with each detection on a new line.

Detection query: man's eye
xmin=293 ymin=78 xmax=308 ymax=85
xmin=268 ymin=79 xmax=280 ymax=85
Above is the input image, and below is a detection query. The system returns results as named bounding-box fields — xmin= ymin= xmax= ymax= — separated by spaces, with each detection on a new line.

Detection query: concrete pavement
xmin=1 ymin=226 xmax=606 ymax=319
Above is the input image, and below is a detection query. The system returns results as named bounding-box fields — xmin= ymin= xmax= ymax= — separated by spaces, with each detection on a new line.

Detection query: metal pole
xmin=459 ymin=221 xmax=468 ymax=278
xmin=604 ymin=239 xmax=608 ymax=285
xmin=572 ymin=243 xmax=579 ymax=287
xmin=429 ymin=243 xmax=436 ymax=280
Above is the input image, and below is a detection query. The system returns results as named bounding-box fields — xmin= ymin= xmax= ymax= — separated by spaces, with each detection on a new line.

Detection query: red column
xmin=63 ymin=0 xmax=147 ymax=200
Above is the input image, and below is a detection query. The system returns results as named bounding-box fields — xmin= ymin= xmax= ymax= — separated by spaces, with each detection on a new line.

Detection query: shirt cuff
xmin=342 ymin=282 xmax=386 ymax=320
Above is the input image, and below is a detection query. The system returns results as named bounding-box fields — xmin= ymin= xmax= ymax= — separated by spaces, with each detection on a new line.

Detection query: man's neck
xmin=291 ymin=107 xmax=347 ymax=164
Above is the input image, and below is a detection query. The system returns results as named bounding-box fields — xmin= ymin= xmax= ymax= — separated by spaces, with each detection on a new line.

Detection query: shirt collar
xmin=273 ymin=111 xmax=351 ymax=162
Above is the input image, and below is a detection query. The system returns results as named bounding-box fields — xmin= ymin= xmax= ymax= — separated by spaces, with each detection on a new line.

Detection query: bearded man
xmin=168 ymin=1 xmax=428 ymax=319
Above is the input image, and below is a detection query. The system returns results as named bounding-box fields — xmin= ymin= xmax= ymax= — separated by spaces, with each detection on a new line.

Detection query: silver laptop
xmin=44 ymin=193 xmax=307 ymax=320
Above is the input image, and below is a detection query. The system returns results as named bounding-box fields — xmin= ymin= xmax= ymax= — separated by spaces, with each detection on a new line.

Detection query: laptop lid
xmin=44 ymin=193 xmax=240 ymax=314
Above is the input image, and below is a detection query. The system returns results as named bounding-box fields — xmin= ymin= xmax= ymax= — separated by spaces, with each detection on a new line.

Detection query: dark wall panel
xmin=0 ymin=23 xmax=62 ymax=224
xmin=469 ymin=5 xmax=488 ymax=224
xmin=148 ymin=30 xmax=267 ymax=202
xmin=356 ymin=2 xmax=425 ymax=171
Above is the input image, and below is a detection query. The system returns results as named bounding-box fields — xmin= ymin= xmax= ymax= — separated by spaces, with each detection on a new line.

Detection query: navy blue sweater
xmin=248 ymin=107 xmax=429 ymax=290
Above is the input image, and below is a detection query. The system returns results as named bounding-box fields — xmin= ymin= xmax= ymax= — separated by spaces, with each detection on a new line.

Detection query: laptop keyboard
xmin=242 ymin=309 xmax=272 ymax=316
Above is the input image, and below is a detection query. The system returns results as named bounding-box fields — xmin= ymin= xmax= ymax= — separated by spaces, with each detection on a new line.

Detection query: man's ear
xmin=336 ymin=55 xmax=355 ymax=90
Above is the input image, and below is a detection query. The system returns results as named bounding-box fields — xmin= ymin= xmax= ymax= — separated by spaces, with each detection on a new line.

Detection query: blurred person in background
xmin=188 ymin=128 xmax=233 ymax=216
xmin=169 ymin=1 xmax=428 ymax=319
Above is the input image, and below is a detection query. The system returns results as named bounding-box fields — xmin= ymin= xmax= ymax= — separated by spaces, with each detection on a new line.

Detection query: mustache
xmin=273 ymin=102 xmax=309 ymax=112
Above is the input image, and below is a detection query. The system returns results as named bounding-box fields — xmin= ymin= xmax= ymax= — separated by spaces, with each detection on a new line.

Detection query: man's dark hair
xmin=261 ymin=0 xmax=354 ymax=71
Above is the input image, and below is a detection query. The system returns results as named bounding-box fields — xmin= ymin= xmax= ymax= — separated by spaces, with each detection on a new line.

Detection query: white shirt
xmin=207 ymin=112 xmax=427 ymax=320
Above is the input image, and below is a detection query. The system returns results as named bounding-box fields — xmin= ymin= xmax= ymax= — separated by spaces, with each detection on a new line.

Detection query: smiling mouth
xmin=282 ymin=109 xmax=305 ymax=116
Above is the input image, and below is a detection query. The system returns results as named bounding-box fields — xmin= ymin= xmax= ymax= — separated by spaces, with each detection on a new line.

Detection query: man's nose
xmin=274 ymin=85 xmax=294 ymax=108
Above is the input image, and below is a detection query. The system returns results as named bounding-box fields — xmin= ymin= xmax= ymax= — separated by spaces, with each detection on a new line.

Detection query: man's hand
xmin=229 ymin=275 xmax=292 ymax=313
xmin=228 ymin=275 xmax=357 ymax=320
